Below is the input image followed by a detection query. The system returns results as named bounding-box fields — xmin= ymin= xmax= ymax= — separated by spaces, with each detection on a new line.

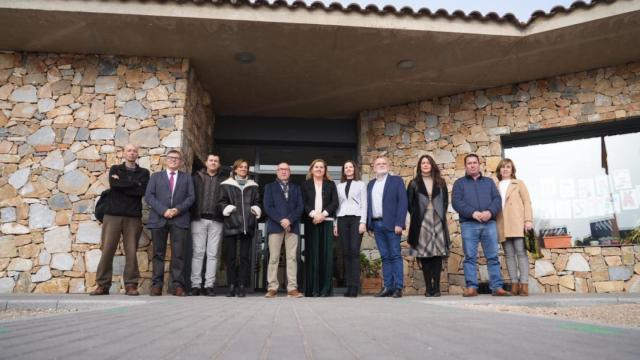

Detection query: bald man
xmin=91 ymin=144 xmax=150 ymax=296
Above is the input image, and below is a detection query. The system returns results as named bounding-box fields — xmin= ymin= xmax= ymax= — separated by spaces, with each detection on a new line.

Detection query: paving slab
xmin=0 ymin=294 xmax=638 ymax=360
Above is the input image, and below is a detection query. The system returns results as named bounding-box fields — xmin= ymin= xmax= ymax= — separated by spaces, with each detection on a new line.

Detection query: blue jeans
xmin=373 ymin=220 xmax=403 ymax=290
xmin=460 ymin=220 xmax=503 ymax=291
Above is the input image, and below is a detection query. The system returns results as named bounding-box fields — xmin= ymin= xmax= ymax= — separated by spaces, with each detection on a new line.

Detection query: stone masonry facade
xmin=358 ymin=61 xmax=640 ymax=295
xmin=0 ymin=51 xmax=212 ymax=294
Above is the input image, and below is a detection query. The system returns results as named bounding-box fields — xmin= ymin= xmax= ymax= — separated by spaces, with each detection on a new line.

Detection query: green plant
xmin=360 ymin=253 xmax=382 ymax=278
xmin=626 ymin=227 xmax=640 ymax=244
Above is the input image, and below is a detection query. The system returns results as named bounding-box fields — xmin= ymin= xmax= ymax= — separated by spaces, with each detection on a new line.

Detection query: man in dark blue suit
xmin=366 ymin=156 xmax=408 ymax=298
xmin=263 ymin=162 xmax=304 ymax=298
xmin=145 ymin=150 xmax=195 ymax=296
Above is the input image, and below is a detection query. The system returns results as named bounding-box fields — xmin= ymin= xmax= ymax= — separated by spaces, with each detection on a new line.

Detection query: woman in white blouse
xmin=333 ymin=161 xmax=367 ymax=297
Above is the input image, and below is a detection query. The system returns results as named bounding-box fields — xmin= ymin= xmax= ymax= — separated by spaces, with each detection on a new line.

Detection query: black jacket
xmin=106 ymin=163 xmax=150 ymax=217
xmin=406 ymin=178 xmax=450 ymax=251
xmin=190 ymin=169 xmax=224 ymax=222
xmin=301 ymin=179 xmax=339 ymax=219
xmin=217 ymin=177 xmax=261 ymax=237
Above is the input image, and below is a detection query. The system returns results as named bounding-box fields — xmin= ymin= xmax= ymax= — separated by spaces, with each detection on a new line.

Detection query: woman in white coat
xmin=333 ymin=161 xmax=367 ymax=297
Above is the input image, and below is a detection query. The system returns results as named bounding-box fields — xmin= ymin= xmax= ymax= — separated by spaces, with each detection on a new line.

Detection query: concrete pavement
xmin=0 ymin=294 xmax=639 ymax=360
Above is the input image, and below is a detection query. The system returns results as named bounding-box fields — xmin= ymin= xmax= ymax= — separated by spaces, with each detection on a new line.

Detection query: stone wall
xmin=182 ymin=67 xmax=214 ymax=172
xmin=359 ymin=61 xmax=640 ymax=294
xmin=0 ymin=51 xmax=212 ymax=294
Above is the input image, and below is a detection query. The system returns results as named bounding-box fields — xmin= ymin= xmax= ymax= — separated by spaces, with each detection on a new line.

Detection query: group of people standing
xmin=90 ymin=144 xmax=533 ymax=299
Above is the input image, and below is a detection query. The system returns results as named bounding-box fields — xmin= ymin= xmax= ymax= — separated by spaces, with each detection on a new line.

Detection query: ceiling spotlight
xmin=397 ymin=59 xmax=415 ymax=70
xmin=234 ymin=52 xmax=256 ymax=64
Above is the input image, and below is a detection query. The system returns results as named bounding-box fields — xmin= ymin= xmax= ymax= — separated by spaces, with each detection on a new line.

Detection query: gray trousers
xmin=503 ymin=237 xmax=529 ymax=283
xmin=190 ymin=219 xmax=223 ymax=288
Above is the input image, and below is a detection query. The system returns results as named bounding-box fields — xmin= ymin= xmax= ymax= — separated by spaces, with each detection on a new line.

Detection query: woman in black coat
xmin=218 ymin=159 xmax=261 ymax=297
xmin=407 ymin=154 xmax=450 ymax=297
xmin=301 ymin=159 xmax=338 ymax=297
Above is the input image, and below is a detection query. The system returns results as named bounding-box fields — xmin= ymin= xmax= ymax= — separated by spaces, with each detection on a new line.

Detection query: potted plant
xmin=625 ymin=226 xmax=640 ymax=245
xmin=360 ymin=253 xmax=382 ymax=295
xmin=543 ymin=234 xmax=573 ymax=248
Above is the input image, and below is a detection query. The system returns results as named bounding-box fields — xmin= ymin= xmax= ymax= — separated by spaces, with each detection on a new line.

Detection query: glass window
xmin=504 ymin=131 xmax=640 ymax=247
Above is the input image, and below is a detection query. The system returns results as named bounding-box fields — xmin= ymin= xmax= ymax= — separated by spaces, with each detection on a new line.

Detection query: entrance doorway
xmin=212 ymin=116 xmax=358 ymax=293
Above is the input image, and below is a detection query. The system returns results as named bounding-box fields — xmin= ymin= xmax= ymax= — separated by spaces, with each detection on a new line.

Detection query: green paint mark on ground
xmin=105 ymin=307 xmax=129 ymax=314
xmin=558 ymin=323 xmax=624 ymax=335
xmin=0 ymin=327 xmax=10 ymax=334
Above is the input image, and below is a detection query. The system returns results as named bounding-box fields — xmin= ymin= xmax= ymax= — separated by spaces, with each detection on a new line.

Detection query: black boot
xmin=226 ymin=284 xmax=236 ymax=297
xmin=421 ymin=258 xmax=433 ymax=297
xmin=431 ymin=258 xmax=442 ymax=297
xmin=344 ymin=287 xmax=352 ymax=297
xmin=237 ymin=285 xmax=246 ymax=298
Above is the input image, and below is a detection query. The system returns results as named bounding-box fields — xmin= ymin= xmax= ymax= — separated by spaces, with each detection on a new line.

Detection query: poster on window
xmin=601 ymin=195 xmax=614 ymax=216
xmin=620 ymin=189 xmax=639 ymax=210
xmin=577 ymin=178 xmax=596 ymax=198
xmin=572 ymin=199 xmax=590 ymax=218
xmin=595 ymin=175 xmax=610 ymax=196
xmin=612 ymin=193 xmax=622 ymax=214
xmin=536 ymin=199 xmax=556 ymax=219
xmin=613 ymin=169 xmax=633 ymax=190
xmin=557 ymin=178 xmax=575 ymax=199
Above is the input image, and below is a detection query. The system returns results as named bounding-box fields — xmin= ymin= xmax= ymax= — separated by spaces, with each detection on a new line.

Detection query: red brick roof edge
xmin=136 ymin=0 xmax=618 ymax=28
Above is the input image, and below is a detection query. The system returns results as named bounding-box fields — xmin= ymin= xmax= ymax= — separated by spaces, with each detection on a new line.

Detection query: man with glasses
xmin=366 ymin=156 xmax=408 ymax=298
xmin=263 ymin=162 xmax=304 ymax=298
xmin=145 ymin=150 xmax=195 ymax=296
xmin=91 ymin=144 xmax=149 ymax=296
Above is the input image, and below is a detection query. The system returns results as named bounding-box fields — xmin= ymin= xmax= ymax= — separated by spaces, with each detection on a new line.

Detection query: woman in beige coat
xmin=495 ymin=159 xmax=533 ymax=296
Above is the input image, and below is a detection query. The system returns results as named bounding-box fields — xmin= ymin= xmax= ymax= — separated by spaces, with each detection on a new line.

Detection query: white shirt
xmin=336 ymin=180 xmax=367 ymax=224
xmin=371 ymin=173 xmax=387 ymax=218
xmin=314 ymin=182 xmax=323 ymax=214
xmin=499 ymin=179 xmax=510 ymax=208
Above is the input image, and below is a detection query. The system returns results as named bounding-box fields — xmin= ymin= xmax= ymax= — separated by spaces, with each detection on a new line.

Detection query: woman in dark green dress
xmin=301 ymin=159 xmax=338 ymax=297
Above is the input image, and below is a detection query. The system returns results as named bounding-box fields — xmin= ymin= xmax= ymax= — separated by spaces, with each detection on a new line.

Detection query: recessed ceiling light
xmin=397 ymin=59 xmax=415 ymax=70
xmin=234 ymin=52 xmax=256 ymax=64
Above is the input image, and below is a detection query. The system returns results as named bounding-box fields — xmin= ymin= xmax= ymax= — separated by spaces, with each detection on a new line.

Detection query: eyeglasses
xmin=166 ymin=156 xmax=181 ymax=161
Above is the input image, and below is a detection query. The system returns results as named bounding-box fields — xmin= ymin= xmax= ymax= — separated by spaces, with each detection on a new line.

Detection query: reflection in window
xmin=504 ymin=132 xmax=640 ymax=247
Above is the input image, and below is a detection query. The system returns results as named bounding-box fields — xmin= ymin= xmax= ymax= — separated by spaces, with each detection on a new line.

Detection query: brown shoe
xmin=150 ymin=286 xmax=162 ymax=296
xmin=90 ymin=286 xmax=109 ymax=296
xmin=462 ymin=288 xmax=478 ymax=297
xmin=125 ymin=285 xmax=139 ymax=296
xmin=519 ymin=283 xmax=529 ymax=296
xmin=174 ymin=287 xmax=186 ymax=297
xmin=510 ymin=283 xmax=520 ymax=296
xmin=492 ymin=288 xmax=512 ymax=297
xmin=265 ymin=289 xmax=277 ymax=298
xmin=287 ymin=289 xmax=304 ymax=298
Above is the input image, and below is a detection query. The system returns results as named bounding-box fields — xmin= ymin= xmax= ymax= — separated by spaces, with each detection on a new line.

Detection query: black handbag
xmin=524 ymin=228 xmax=542 ymax=259
xmin=94 ymin=189 xmax=110 ymax=223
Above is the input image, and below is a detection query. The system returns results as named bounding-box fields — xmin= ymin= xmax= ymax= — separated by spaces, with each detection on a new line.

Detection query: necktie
xmin=281 ymin=181 xmax=289 ymax=200
xmin=345 ymin=179 xmax=352 ymax=198
xmin=169 ymin=172 xmax=175 ymax=193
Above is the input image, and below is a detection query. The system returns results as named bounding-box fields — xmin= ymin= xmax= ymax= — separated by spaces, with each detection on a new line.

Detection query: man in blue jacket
xmin=367 ymin=156 xmax=408 ymax=298
xmin=145 ymin=150 xmax=195 ymax=297
xmin=452 ymin=154 xmax=510 ymax=297
xmin=263 ymin=162 xmax=304 ymax=298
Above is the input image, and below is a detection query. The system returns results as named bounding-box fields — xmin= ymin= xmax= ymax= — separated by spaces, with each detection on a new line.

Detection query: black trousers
xmin=151 ymin=223 xmax=189 ymax=289
xmin=224 ymin=234 xmax=252 ymax=287
xmin=420 ymin=256 xmax=443 ymax=294
xmin=337 ymin=216 xmax=363 ymax=290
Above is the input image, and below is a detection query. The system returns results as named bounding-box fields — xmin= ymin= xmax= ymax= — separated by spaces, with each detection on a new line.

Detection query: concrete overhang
xmin=1 ymin=0 xmax=640 ymax=118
